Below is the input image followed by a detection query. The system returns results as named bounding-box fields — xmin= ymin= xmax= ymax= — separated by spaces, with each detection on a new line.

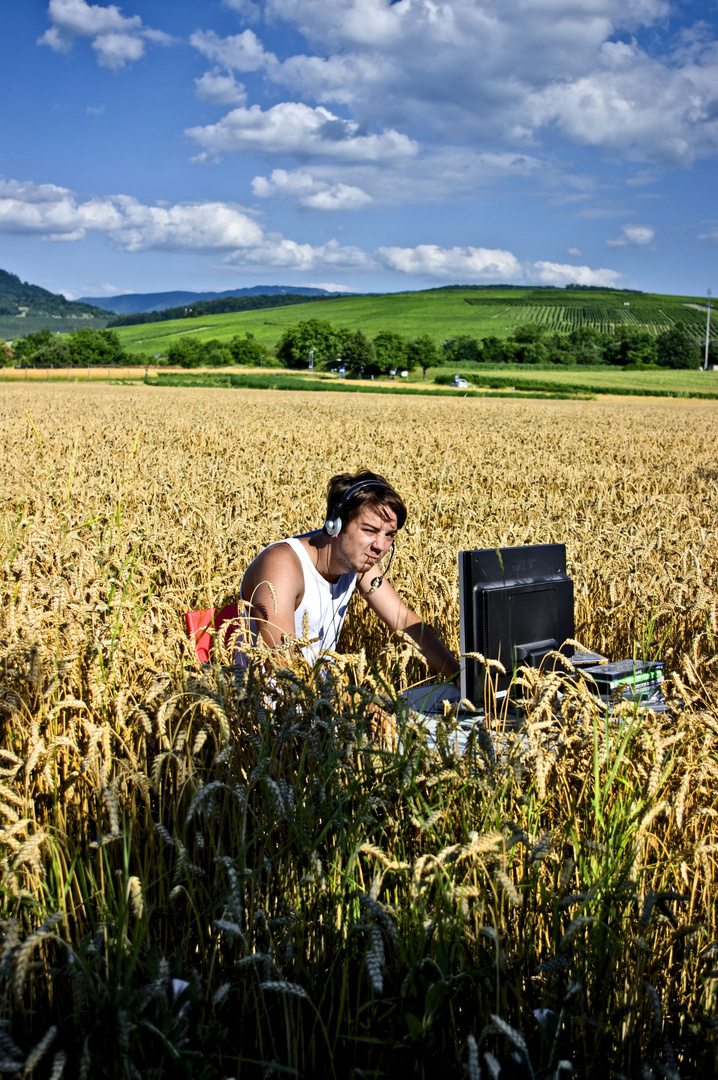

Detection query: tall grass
xmin=1 ymin=384 xmax=717 ymax=1077
xmin=1 ymin=636 xmax=717 ymax=1077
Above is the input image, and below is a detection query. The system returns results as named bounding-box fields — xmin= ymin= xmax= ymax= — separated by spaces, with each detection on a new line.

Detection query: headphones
xmin=324 ymin=479 xmax=397 ymax=594
xmin=324 ymin=479 xmax=393 ymax=537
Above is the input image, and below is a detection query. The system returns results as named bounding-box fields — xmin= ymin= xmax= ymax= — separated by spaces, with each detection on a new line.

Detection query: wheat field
xmin=1 ymin=383 xmax=717 ymax=1078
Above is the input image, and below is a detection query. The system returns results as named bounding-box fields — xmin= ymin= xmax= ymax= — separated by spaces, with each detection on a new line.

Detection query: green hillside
xmin=0 ymin=268 xmax=111 ymax=338
xmin=113 ymin=286 xmax=713 ymax=356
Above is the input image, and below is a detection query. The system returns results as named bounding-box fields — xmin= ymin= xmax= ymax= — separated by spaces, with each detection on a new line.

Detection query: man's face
xmin=335 ymin=503 xmax=398 ymax=575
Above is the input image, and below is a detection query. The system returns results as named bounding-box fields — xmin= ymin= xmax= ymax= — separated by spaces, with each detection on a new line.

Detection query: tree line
xmin=275 ymin=318 xmax=709 ymax=372
xmin=6 ymin=328 xmax=135 ymax=367
xmin=4 ymin=318 xmax=711 ymax=372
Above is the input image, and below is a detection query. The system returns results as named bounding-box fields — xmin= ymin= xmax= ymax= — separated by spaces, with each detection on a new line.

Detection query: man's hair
xmin=325 ymin=470 xmax=407 ymax=532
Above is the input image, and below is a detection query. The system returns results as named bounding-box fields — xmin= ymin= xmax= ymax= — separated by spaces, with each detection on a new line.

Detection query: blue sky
xmin=1 ymin=0 xmax=716 ymax=299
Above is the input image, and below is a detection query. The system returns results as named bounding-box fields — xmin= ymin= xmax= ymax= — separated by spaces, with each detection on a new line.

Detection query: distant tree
xmin=546 ymin=332 xmax=574 ymax=365
xmin=228 ymin=334 xmax=265 ymax=366
xmin=479 ymin=335 xmax=511 ymax=364
xmin=167 ymin=337 xmax=207 ymax=367
xmin=9 ymin=328 xmax=129 ymax=367
xmin=30 ymin=336 xmax=72 ymax=368
xmin=276 ymin=319 xmax=339 ymax=368
xmin=513 ymin=340 xmax=549 ymax=364
xmin=406 ymin=335 xmax=439 ymax=378
xmin=11 ymin=329 xmax=55 ymax=364
xmin=566 ymin=326 xmax=605 ymax=366
xmin=443 ymin=336 xmax=479 ymax=365
xmin=68 ymin=328 xmax=127 ymax=367
xmin=508 ymin=323 xmax=549 ymax=364
xmin=202 ymin=339 xmax=232 ymax=366
xmin=333 ymin=327 xmax=354 ymax=364
xmin=341 ymin=330 xmax=377 ymax=375
xmin=372 ymin=330 xmax=407 ymax=375
xmin=615 ymin=329 xmax=658 ymax=367
xmin=602 ymin=336 xmax=623 ymax=366
xmin=511 ymin=323 xmax=545 ymax=344
xmin=655 ymin=323 xmax=701 ymax=369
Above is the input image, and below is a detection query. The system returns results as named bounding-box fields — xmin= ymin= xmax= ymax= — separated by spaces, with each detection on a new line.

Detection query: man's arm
xmin=360 ymin=575 xmax=460 ymax=683
xmin=242 ymin=544 xmax=304 ymax=650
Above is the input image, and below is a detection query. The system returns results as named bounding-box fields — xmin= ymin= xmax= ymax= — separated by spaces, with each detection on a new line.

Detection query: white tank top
xmin=241 ymin=535 xmax=357 ymax=664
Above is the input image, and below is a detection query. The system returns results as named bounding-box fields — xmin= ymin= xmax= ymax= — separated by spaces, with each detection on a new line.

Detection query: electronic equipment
xmin=324 ymin=478 xmax=393 ymax=536
xmin=459 ymin=543 xmax=575 ymax=703
xmin=580 ymin=659 xmax=664 ymax=698
xmin=364 ymin=542 xmax=395 ymax=595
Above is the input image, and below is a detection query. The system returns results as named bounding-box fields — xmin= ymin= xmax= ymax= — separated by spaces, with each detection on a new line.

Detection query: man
xmin=240 ymin=470 xmax=460 ymax=684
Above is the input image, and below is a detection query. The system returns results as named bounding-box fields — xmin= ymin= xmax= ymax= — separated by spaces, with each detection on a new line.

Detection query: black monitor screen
xmin=459 ymin=544 xmax=574 ymax=702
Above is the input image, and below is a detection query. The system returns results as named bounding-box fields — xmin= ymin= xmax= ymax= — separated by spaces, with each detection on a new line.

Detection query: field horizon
xmin=109 ymin=284 xmax=715 ymax=357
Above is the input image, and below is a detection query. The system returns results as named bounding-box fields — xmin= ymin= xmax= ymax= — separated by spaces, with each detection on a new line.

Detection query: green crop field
xmin=113 ymin=286 xmax=713 ymax=357
xmin=443 ymin=365 xmax=718 ymax=398
xmin=464 ymin=295 xmax=710 ymax=335
xmin=144 ymin=365 xmax=718 ymax=400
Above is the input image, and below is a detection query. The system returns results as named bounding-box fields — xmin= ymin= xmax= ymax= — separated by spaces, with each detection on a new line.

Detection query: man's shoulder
xmin=253 ymin=538 xmax=303 ymax=574
xmin=242 ymin=539 xmax=306 ymax=608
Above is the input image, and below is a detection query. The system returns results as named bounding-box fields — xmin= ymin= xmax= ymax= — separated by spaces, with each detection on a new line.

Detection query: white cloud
xmin=567 ymin=247 xmax=582 ymax=257
xmin=224 ymin=236 xmax=375 ymax=270
xmin=306 ymin=281 xmax=354 ymax=292
xmin=262 ymin=0 xmax=670 ymax=51
xmin=194 ymin=69 xmax=247 ymax=106
xmin=186 ymin=102 xmax=417 ymax=162
xmin=626 ymin=168 xmax=661 ymax=187
xmin=697 ymin=227 xmax=718 ymax=245
xmin=107 ymin=198 xmax=264 ymax=252
xmin=0 ymin=177 xmax=368 ymax=271
xmin=0 ymin=179 xmax=119 ymax=240
xmin=526 ymin=47 xmax=718 ymax=165
xmin=210 ymin=1 xmax=718 ymax=169
xmin=376 ymin=244 xmax=522 ymax=280
xmin=0 ymin=176 xmax=626 ymax=288
xmin=303 ymin=185 xmax=371 ymax=210
xmin=92 ymin=30 xmax=144 ymax=68
xmin=85 ymin=104 xmax=105 ymax=114
xmin=39 ymin=0 xmax=172 ymax=69
xmin=79 ymin=282 xmax=123 ymax=296
xmin=222 ymin=0 xmax=261 ymax=19
xmin=606 ymin=223 xmax=656 ymax=247
xmin=529 ymin=261 xmax=622 ymax=286
xmin=0 ymin=179 xmax=263 ymax=251
xmin=373 ymin=240 xmax=620 ymax=286
xmin=252 ymin=168 xmax=371 ymax=210
xmin=190 ymin=29 xmax=278 ymax=74
xmin=42 ymin=0 xmax=143 ymax=40
xmin=244 ymin=146 xmax=553 ymax=212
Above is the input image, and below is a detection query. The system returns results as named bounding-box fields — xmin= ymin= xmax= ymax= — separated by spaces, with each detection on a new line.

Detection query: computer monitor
xmin=459 ymin=544 xmax=574 ymax=702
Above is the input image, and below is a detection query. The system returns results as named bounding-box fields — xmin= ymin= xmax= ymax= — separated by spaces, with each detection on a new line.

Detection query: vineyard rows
xmin=465 ymin=297 xmax=710 ymax=335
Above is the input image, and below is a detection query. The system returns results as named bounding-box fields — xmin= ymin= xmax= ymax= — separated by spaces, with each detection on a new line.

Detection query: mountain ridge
xmin=80 ymin=284 xmax=342 ymax=315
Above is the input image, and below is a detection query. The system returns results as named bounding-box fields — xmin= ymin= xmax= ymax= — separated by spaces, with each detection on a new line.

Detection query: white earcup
xmin=324 ymin=516 xmax=342 ymax=536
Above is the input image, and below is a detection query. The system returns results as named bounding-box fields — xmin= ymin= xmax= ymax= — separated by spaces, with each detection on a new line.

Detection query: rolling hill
xmin=0 ymin=268 xmax=110 ymax=338
xmin=112 ymin=285 xmax=713 ymax=356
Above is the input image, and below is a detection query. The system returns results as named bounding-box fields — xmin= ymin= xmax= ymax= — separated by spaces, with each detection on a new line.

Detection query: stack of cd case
xmin=579 ymin=659 xmax=665 ymax=702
